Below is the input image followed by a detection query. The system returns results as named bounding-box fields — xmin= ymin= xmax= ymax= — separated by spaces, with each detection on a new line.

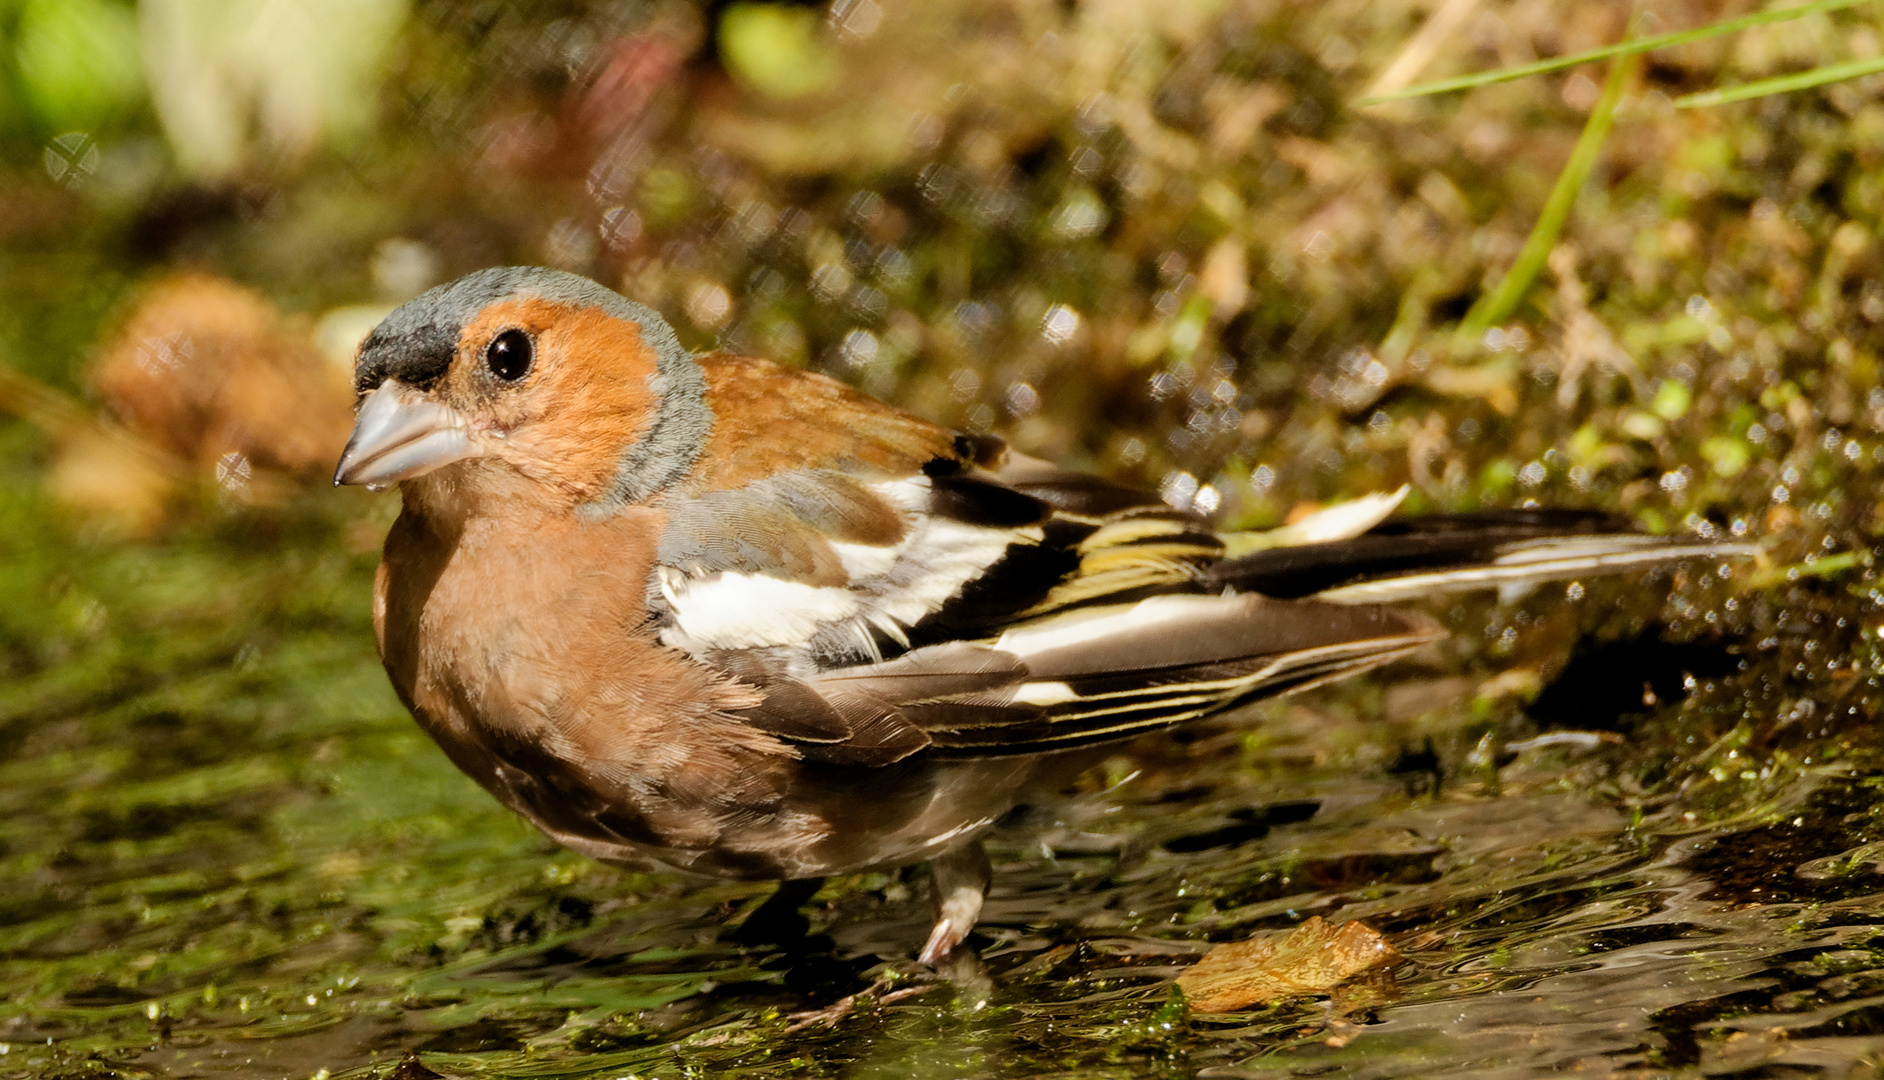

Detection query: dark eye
xmin=484 ymin=329 xmax=533 ymax=382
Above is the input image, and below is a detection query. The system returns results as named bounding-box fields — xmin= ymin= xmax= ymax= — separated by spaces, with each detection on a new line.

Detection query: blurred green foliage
xmin=12 ymin=0 xmax=143 ymax=132
xmin=720 ymin=2 xmax=841 ymax=98
xmin=0 ymin=0 xmax=142 ymax=138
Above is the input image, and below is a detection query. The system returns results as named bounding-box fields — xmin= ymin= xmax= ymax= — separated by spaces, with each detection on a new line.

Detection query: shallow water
xmin=5 ymin=460 xmax=1883 ymax=1077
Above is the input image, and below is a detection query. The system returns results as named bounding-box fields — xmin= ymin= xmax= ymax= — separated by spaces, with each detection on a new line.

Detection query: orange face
xmin=336 ymin=270 xmax=710 ymax=518
xmin=439 ymin=298 xmax=666 ymax=504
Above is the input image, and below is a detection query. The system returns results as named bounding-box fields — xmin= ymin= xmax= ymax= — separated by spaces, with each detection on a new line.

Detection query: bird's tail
xmin=1206 ymin=508 xmax=1757 ymax=604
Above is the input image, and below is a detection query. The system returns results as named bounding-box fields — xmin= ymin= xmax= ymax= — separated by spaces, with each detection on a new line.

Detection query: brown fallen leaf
xmin=43 ymin=425 xmax=182 ymax=536
xmin=92 ymin=273 xmax=355 ymax=481
xmin=1175 ymin=916 xmax=1401 ymax=1013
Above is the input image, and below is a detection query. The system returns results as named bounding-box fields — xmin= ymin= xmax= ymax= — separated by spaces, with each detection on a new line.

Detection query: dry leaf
xmin=1175 ymin=916 xmax=1401 ymax=1013
xmin=1197 ymin=238 xmax=1250 ymax=314
xmin=1420 ymin=356 xmax=1519 ymax=416
xmin=44 ymin=427 xmax=180 ymax=536
xmin=92 ymin=274 xmax=355 ymax=480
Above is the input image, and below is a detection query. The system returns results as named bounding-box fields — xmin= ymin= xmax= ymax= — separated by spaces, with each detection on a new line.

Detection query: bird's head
xmin=334 ymin=267 xmax=710 ymax=517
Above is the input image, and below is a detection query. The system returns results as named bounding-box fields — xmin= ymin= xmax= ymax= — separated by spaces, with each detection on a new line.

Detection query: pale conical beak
xmin=333 ymin=381 xmax=479 ymax=489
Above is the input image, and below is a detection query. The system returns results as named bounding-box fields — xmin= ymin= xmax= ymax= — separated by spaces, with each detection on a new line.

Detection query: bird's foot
xmin=783 ymin=978 xmax=939 ymax=1032
xmin=917 ymin=842 xmax=991 ymax=965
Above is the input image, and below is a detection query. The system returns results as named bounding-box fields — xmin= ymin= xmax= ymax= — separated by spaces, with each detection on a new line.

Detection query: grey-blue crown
xmin=352 ymin=266 xmax=689 ymax=394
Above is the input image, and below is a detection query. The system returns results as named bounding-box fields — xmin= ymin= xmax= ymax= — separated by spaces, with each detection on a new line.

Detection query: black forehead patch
xmin=354 ymin=322 xmax=456 ymax=393
xmin=351 ymin=266 xmax=688 ymax=394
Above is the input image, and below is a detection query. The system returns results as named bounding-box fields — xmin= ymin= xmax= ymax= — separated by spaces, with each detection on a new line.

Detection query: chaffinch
xmin=335 ymin=267 xmax=1739 ymax=962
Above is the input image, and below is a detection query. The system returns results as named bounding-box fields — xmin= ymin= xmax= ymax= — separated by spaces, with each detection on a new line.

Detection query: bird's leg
xmin=728 ymin=877 xmax=824 ymax=946
xmin=918 ymin=841 xmax=991 ymax=965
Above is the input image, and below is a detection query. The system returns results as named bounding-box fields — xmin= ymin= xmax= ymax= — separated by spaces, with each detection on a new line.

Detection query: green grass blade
xmin=1457 ymin=51 xmax=1640 ymax=342
xmin=1677 ymin=53 xmax=1884 ymax=106
xmin=1358 ymin=0 xmax=1873 ymax=105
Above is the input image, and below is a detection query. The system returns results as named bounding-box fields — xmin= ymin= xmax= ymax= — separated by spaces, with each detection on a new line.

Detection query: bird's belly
xmin=500 ymin=752 xmax=1083 ymax=882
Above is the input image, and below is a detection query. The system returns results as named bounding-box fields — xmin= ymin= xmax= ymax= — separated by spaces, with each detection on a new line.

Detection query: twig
xmin=0 ymin=360 xmax=193 ymax=487
xmin=1362 ymin=0 xmax=1486 ymax=103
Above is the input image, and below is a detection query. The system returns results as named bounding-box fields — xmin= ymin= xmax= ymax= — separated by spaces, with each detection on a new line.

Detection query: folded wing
xmin=728 ymin=592 xmax=1442 ymax=765
xmin=652 ymin=431 xmax=1748 ymax=763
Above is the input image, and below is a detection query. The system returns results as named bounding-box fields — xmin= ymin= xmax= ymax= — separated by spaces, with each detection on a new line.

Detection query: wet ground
xmin=4 ymin=452 xmax=1884 ymax=1078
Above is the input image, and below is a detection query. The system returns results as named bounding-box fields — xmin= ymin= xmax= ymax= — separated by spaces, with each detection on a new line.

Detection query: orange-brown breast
xmin=375 ymin=497 xmax=781 ymax=815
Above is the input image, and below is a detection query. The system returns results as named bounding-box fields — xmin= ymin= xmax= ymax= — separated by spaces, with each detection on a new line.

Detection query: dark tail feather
xmin=1206 ymin=510 xmax=1754 ymax=603
xmin=1362 ymin=508 xmax=1634 ymax=537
